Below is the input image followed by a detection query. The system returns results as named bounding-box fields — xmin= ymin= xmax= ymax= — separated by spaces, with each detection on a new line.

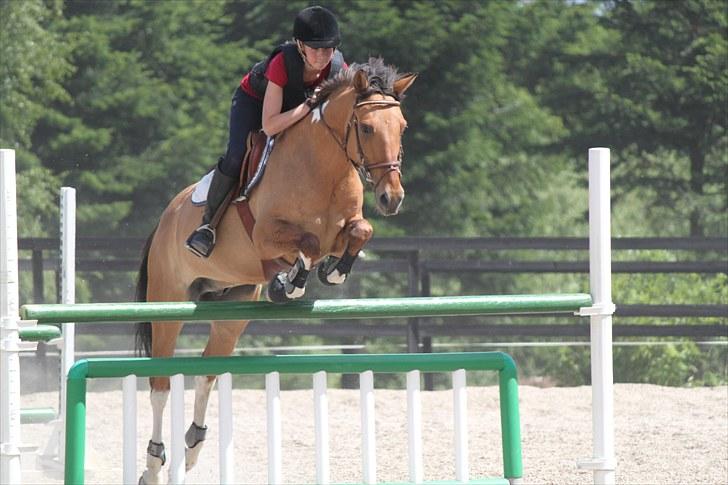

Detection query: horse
xmin=133 ymin=58 xmax=416 ymax=484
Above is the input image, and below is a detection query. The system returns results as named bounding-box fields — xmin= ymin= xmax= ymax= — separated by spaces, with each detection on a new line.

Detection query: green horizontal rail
xmin=67 ymin=351 xmax=518 ymax=379
xmin=19 ymin=324 xmax=61 ymax=342
xmin=24 ymin=293 xmax=592 ymax=324
xmin=20 ymin=407 xmax=57 ymax=424
xmin=65 ymin=352 xmax=522 ymax=485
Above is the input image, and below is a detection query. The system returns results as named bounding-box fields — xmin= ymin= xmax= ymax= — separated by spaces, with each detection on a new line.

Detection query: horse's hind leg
xmin=185 ymin=284 xmax=261 ymax=472
xmin=140 ymin=320 xmax=184 ymax=485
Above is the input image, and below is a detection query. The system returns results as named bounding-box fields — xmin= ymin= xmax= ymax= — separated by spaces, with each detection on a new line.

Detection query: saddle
xmin=236 ymin=130 xmax=273 ymax=200
xmin=234 ymin=131 xmax=290 ymax=279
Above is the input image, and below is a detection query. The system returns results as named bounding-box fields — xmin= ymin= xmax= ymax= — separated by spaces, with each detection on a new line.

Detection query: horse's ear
xmin=354 ymin=70 xmax=369 ymax=92
xmin=393 ymin=73 xmax=417 ymax=97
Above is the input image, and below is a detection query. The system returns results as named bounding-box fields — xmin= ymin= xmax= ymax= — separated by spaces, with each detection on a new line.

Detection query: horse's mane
xmin=317 ymin=57 xmax=405 ymax=102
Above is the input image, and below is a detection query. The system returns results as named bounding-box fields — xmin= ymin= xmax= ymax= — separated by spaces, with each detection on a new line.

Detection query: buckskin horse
xmin=134 ymin=58 xmax=416 ymax=483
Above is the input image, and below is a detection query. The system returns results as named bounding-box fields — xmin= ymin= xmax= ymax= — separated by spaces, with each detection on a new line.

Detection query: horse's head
xmin=350 ymin=68 xmax=416 ymax=215
xmin=317 ymin=59 xmax=417 ymax=216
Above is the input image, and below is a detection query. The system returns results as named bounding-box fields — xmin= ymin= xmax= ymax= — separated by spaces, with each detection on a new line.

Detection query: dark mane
xmin=317 ymin=57 xmax=403 ymax=102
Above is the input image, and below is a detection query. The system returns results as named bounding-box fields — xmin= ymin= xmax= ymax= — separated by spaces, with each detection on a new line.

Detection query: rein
xmin=318 ymin=95 xmax=403 ymax=189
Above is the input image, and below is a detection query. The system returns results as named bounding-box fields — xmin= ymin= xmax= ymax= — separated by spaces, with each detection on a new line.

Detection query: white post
xmin=0 ymin=149 xmax=22 ymax=485
xmin=406 ymin=370 xmax=423 ymax=484
xmin=59 ymin=187 xmax=76 ymax=464
xmin=266 ymin=372 xmax=282 ymax=484
xmin=452 ymin=369 xmax=468 ymax=482
xmin=313 ymin=371 xmax=329 ymax=484
xmin=360 ymin=370 xmax=376 ymax=484
xmin=578 ymin=148 xmax=616 ymax=484
xmin=122 ymin=375 xmax=137 ymax=485
xmin=218 ymin=372 xmax=234 ymax=484
xmin=169 ymin=374 xmax=186 ymax=484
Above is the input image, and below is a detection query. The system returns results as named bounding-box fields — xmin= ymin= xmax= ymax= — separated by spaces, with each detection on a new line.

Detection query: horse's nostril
xmin=379 ymin=193 xmax=390 ymax=207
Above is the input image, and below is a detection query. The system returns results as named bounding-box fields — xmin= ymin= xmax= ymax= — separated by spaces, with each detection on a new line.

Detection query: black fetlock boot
xmin=185 ymin=166 xmax=238 ymax=258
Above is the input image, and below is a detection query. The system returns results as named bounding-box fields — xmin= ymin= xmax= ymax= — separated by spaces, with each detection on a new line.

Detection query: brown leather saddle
xmin=233 ymin=131 xmax=291 ymax=279
xmin=237 ymin=130 xmax=268 ymax=199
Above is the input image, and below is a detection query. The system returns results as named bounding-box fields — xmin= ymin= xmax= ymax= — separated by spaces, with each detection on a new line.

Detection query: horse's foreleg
xmin=254 ymin=219 xmax=321 ymax=302
xmin=318 ymin=218 xmax=373 ymax=285
xmin=140 ymin=321 xmax=183 ymax=485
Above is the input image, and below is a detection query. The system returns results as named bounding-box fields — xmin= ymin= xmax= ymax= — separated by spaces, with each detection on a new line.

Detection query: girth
xmin=234 ymin=200 xmax=291 ymax=280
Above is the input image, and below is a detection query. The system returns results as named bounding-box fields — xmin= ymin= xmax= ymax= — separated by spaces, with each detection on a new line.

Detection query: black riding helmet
xmin=293 ymin=6 xmax=340 ymax=48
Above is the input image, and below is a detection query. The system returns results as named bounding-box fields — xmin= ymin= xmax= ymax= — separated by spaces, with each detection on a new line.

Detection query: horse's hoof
xmin=317 ymin=256 xmax=347 ymax=285
xmin=185 ymin=442 xmax=204 ymax=471
xmin=139 ymin=469 xmax=162 ymax=485
xmin=185 ymin=422 xmax=207 ymax=471
xmin=267 ymin=273 xmax=291 ymax=303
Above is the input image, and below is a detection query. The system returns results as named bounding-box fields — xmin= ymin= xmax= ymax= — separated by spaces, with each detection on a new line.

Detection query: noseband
xmin=319 ymin=95 xmax=403 ymax=189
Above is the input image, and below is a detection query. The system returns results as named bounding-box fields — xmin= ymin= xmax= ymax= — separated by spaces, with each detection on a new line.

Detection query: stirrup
xmin=185 ymin=224 xmax=216 ymax=258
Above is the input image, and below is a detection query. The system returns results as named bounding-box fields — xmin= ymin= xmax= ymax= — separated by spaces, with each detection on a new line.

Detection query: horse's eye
xmin=360 ymin=124 xmax=374 ymax=135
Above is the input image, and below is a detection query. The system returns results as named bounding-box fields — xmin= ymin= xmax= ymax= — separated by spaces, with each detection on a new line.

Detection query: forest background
xmin=1 ymin=0 xmax=726 ymax=387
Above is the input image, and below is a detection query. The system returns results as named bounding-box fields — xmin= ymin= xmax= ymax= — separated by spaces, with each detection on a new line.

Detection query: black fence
xmin=18 ymin=236 xmax=728 ymax=345
xmin=18 ymin=236 xmax=727 ymax=391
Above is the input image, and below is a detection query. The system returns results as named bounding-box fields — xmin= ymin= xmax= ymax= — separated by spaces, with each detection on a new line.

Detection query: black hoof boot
xmin=318 ymin=252 xmax=356 ymax=285
xmin=267 ymin=273 xmax=290 ymax=303
xmin=317 ymin=256 xmax=341 ymax=286
xmin=185 ymin=225 xmax=215 ymax=258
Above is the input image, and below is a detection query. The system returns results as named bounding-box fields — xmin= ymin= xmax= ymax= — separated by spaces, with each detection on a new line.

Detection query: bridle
xmin=318 ymin=94 xmax=403 ymax=189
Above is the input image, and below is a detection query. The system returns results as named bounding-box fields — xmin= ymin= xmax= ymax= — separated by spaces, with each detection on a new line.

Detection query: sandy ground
xmin=18 ymin=384 xmax=728 ymax=485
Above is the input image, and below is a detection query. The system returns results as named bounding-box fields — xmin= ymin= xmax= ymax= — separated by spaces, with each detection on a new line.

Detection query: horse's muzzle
xmin=377 ymin=190 xmax=404 ymax=216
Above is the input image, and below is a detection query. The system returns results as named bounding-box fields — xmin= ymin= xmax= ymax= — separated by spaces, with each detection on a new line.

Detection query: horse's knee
xmin=298 ymin=232 xmax=320 ymax=260
xmin=347 ymin=219 xmax=373 ymax=247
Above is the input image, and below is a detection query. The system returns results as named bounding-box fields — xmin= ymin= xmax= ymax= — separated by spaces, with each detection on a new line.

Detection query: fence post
xmin=1 ymin=149 xmax=22 ymax=485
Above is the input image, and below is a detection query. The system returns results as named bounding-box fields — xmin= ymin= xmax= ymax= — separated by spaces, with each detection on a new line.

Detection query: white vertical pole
xmin=169 ymin=374 xmax=186 ymax=484
xmin=313 ymin=371 xmax=329 ymax=484
xmin=59 ymin=187 xmax=76 ymax=464
xmin=0 ymin=149 xmax=22 ymax=485
xmin=360 ymin=370 xmax=376 ymax=484
xmin=218 ymin=372 xmax=234 ymax=484
xmin=122 ymin=375 xmax=137 ymax=485
xmin=453 ymin=369 xmax=468 ymax=482
xmin=587 ymin=147 xmax=615 ymax=484
xmin=266 ymin=372 xmax=282 ymax=484
xmin=406 ymin=370 xmax=423 ymax=483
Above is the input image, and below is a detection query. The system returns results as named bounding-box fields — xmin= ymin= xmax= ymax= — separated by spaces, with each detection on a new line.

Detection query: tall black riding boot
xmin=185 ymin=167 xmax=238 ymax=258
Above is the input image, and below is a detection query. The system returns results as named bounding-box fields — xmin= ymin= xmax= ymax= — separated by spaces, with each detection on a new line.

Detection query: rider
xmin=186 ymin=5 xmax=346 ymax=257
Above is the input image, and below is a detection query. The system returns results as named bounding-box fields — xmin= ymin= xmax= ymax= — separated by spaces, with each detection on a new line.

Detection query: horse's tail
xmin=134 ymin=227 xmax=157 ymax=357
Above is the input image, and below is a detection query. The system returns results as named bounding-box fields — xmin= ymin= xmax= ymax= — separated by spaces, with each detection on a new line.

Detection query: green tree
xmin=31 ymin=0 xmax=257 ymax=234
xmin=331 ymin=1 xmax=573 ymax=236
xmin=0 ymin=0 xmax=71 ymax=157
xmin=511 ymin=0 xmax=727 ymax=236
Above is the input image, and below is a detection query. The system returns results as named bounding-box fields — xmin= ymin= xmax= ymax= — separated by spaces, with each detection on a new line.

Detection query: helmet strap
xmin=295 ymin=40 xmax=316 ymax=69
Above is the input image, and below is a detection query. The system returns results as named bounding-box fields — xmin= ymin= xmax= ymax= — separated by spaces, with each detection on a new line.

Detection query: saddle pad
xmin=190 ymin=133 xmax=274 ymax=206
xmin=191 ymin=170 xmax=214 ymax=206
